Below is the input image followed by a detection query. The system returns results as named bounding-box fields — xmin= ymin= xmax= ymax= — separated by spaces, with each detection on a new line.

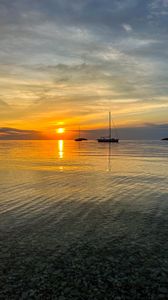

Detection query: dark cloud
xmin=0 ymin=127 xmax=42 ymax=139
xmin=87 ymin=123 xmax=168 ymax=140
xmin=0 ymin=123 xmax=167 ymax=140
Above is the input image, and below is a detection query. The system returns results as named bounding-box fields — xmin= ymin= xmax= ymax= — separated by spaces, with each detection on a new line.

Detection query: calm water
xmin=0 ymin=140 xmax=168 ymax=299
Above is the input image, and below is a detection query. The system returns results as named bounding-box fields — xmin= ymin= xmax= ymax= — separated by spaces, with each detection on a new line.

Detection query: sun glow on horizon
xmin=57 ymin=128 xmax=65 ymax=134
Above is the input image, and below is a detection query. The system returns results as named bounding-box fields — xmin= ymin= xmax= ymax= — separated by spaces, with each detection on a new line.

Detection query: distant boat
xmin=74 ymin=127 xmax=88 ymax=141
xmin=75 ymin=137 xmax=88 ymax=141
xmin=161 ymin=138 xmax=168 ymax=141
xmin=97 ymin=112 xmax=119 ymax=143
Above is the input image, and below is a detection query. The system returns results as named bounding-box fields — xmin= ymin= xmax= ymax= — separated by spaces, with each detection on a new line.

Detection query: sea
xmin=0 ymin=140 xmax=168 ymax=299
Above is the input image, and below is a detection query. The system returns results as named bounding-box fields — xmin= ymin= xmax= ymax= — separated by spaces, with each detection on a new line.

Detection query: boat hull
xmin=97 ymin=138 xmax=119 ymax=143
xmin=74 ymin=138 xmax=88 ymax=141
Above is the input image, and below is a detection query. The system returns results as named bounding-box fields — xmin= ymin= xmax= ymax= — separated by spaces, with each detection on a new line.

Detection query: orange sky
xmin=0 ymin=0 xmax=168 ymax=139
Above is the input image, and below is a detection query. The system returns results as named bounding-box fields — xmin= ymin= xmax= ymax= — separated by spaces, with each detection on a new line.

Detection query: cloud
xmin=0 ymin=127 xmax=44 ymax=139
xmin=149 ymin=0 xmax=168 ymax=15
xmin=0 ymin=99 xmax=9 ymax=107
xmin=0 ymin=0 xmax=167 ymax=131
xmin=1 ymin=122 xmax=168 ymax=140
xmin=122 ymin=23 xmax=133 ymax=32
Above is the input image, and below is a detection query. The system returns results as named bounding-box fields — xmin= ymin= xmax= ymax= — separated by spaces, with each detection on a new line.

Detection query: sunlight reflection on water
xmin=0 ymin=140 xmax=167 ymax=177
xmin=1 ymin=140 xmax=168 ymax=298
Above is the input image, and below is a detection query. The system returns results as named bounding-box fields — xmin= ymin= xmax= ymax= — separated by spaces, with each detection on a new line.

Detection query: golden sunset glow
xmin=0 ymin=0 xmax=168 ymax=141
xmin=58 ymin=140 xmax=64 ymax=159
xmin=57 ymin=128 xmax=65 ymax=134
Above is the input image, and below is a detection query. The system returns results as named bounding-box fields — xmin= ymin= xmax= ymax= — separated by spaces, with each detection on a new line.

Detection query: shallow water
xmin=0 ymin=140 xmax=168 ymax=299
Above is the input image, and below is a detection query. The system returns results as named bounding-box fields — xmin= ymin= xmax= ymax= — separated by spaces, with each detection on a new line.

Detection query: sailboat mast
xmin=109 ymin=112 xmax=112 ymax=139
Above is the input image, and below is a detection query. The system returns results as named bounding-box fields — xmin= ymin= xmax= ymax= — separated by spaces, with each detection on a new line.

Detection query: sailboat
xmin=74 ymin=126 xmax=88 ymax=141
xmin=97 ymin=112 xmax=119 ymax=143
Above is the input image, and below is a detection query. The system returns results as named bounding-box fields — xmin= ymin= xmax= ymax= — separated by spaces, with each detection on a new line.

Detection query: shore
xmin=1 ymin=194 xmax=168 ymax=299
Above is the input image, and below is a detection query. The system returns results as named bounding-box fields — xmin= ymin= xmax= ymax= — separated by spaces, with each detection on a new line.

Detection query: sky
xmin=0 ymin=0 xmax=168 ymax=139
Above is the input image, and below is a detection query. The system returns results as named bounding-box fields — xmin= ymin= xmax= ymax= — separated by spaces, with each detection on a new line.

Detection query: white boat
xmin=97 ymin=112 xmax=119 ymax=143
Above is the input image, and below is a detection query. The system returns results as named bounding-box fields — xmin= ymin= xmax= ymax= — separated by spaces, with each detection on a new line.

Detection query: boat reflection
xmin=107 ymin=143 xmax=112 ymax=172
